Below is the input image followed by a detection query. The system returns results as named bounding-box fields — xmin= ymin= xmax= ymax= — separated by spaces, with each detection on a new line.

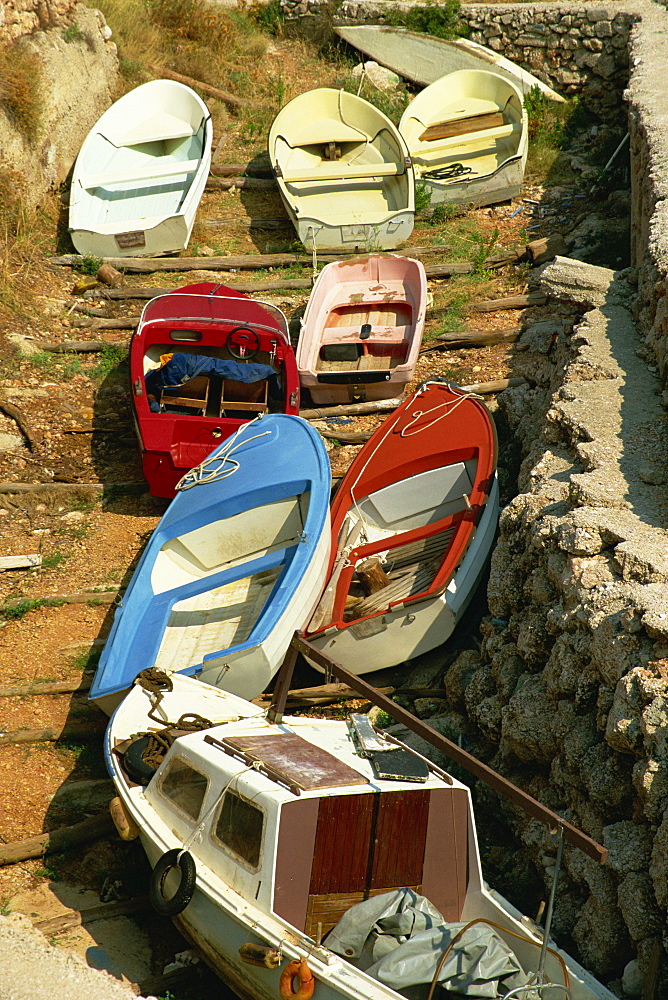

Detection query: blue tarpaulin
xmin=146 ymin=353 xmax=280 ymax=412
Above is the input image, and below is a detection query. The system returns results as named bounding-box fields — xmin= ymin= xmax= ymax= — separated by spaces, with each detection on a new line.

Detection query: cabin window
xmin=159 ymin=756 xmax=208 ymax=822
xmin=213 ymin=790 xmax=264 ymax=871
xmin=169 ymin=329 xmax=202 ymax=342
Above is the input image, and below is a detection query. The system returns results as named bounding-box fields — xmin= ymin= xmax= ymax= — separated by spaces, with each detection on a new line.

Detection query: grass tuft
xmin=0 ymin=43 xmax=42 ymax=142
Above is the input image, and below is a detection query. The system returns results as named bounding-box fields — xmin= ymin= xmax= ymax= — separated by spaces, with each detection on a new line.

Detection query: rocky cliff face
xmin=460 ymin=259 xmax=668 ymax=990
xmin=0 ymin=3 xmax=118 ymax=206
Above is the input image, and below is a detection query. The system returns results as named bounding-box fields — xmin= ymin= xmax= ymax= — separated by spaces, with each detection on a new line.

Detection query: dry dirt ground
xmin=0 ymin=31 xmax=614 ymax=997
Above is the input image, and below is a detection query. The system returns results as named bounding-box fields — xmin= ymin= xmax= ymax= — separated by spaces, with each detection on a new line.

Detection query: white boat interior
xmin=108 ymin=676 xmax=617 ymax=1000
xmin=149 ymin=493 xmax=310 ymax=669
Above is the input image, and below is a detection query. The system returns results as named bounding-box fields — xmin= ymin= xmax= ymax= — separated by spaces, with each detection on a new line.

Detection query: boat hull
xmin=399 ymin=70 xmax=528 ymax=209
xmin=334 ymin=25 xmax=565 ymax=101
xmin=298 ymin=254 xmax=427 ymax=405
xmin=89 ymin=415 xmax=331 ymax=710
xmin=130 ymin=283 xmax=299 ymax=498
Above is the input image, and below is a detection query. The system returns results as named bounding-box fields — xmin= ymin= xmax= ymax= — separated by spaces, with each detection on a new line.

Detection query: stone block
xmin=602 ymin=819 xmax=653 ymax=875
xmin=617 ymin=872 xmax=663 ymax=941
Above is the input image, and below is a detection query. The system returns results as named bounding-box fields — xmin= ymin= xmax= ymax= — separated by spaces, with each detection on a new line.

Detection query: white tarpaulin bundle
xmin=326 ymin=888 xmax=531 ymax=997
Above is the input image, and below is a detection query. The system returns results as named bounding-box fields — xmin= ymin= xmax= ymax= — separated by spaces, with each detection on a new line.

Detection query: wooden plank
xmin=209 ymin=162 xmax=273 ymax=177
xmin=0 ymin=554 xmax=41 ymax=570
xmin=0 ymin=812 xmax=114 ymax=866
xmin=0 ymin=719 xmax=106 ymax=747
xmin=471 ymin=292 xmax=547 ymax=312
xmin=291 ymin=636 xmax=609 ymax=865
xmin=205 ymin=176 xmax=275 ymax=191
xmin=69 ymin=317 xmax=137 ymax=330
xmin=370 ymin=789 xmax=429 ymax=888
xmin=39 ymin=340 xmax=126 ymax=353
xmin=458 ymin=376 xmax=526 ymax=394
xmin=0 ymin=677 xmax=92 ymax=698
xmin=310 ymin=795 xmax=374 ymax=894
xmin=433 ymin=327 xmax=522 ymax=347
xmin=420 ymin=111 xmax=504 ymax=141
xmin=300 ymin=398 xmax=403 ymax=420
xmin=0 ymin=482 xmax=141 ymax=494
xmin=224 ymin=733 xmax=368 ymax=791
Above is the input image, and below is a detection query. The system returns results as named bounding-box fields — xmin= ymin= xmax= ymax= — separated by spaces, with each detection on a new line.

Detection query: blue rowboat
xmin=90 ymin=415 xmax=331 ymax=714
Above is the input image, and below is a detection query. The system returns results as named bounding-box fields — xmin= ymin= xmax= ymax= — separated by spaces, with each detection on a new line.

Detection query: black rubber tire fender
xmin=122 ymin=735 xmax=158 ymax=786
xmin=149 ymin=848 xmax=197 ymax=917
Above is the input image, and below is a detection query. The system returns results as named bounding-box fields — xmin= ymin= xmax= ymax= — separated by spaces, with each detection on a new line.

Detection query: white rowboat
xmin=69 ymin=79 xmax=213 ymax=258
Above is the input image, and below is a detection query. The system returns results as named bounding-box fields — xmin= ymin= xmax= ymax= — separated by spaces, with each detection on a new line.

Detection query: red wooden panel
xmin=422 ymin=787 xmax=470 ymax=921
xmin=309 ymin=794 xmax=375 ymax=894
xmin=370 ymin=789 xmax=429 ymax=889
xmin=273 ymin=797 xmax=319 ymax=931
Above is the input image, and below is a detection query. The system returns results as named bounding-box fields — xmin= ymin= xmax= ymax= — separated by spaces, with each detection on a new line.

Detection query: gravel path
xmin=0 ymin=913 xmax=153 ymax=1000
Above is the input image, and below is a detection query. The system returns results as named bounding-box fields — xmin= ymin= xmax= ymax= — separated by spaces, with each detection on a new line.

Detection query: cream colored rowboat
xmin=268 ymin=87 xmax=414 ymax=251
xmin=399 ymin=70 xmax=529 ymax=207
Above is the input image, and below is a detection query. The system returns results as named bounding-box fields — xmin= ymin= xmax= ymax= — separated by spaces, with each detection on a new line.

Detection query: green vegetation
xmin=0 ymin=42 xmax=42 ymax=142
xmin=249 ymin=0 xmax=284 ymax=35
xmin=384 ymin=0 xmax=467 ymax=40
xmin=62 ymin=23 xmax=87 ymax=43
xmin=0 ymin=597 xmax=66 ymax=621
xmin=41 ymin=551 xmax=69 ymax=570
xmin=92 ymin=343 xmax=129 ymax=381
xmin=75 ymin=254 xmax=104 ymax=276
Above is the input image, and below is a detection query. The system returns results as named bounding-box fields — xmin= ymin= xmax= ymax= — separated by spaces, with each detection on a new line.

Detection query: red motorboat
xmin=130 ymin=282 xmax=300 ymax=497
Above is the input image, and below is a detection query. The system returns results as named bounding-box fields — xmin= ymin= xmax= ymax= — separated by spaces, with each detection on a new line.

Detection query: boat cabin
xmin=129 ymin=283 xmax=300 ymax=497
xmin=142 ymin=716 xmax=478 ymax=936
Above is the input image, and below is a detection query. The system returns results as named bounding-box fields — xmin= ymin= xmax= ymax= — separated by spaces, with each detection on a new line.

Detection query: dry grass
xmin=0 ymin=42 xmax=42 ymax=143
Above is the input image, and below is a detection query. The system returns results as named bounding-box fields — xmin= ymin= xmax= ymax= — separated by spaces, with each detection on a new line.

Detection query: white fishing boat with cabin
xmin=399 ymin=70 xmax=528 ymax=207
xmin=69 ymin=79 xmax=213 ymax=258
xmin=268 ymin=88 xmax=415 ymax=251
xmin=105 ymin=645 xmax=616 ymax=1000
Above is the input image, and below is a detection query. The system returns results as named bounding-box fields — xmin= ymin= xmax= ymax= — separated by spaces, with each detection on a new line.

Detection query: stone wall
xmin=283 ymin=0 xmax=637 ymax=116
xmin=0 ymin=0 xmax=79 ymax=44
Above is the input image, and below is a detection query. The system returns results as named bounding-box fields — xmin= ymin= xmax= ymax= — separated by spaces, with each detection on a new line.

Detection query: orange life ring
xmin=279 ymin=957 xmax=315 ymax=1000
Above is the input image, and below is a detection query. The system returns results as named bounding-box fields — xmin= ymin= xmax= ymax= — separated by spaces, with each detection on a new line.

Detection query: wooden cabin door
xmin=305 ymin=789 xmax=430 ymax=936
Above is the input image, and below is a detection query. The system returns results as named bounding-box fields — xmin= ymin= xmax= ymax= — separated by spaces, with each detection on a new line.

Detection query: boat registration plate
xmin=115 ymin=231 xmax=146 ymax=249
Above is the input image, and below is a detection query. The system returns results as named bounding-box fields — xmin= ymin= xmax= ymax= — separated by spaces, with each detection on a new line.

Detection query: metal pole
xmin=537 ymin=825 xmax=565 ymax=982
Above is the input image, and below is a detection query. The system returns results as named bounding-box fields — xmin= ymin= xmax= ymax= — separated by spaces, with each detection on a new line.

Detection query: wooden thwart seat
xmin=83 ymin=157 xmax=200 ymax=190
xmin=219 ymin=378 xmax=268 ymax=416
xmin=159 ymin=375 xmax=209 ymax=415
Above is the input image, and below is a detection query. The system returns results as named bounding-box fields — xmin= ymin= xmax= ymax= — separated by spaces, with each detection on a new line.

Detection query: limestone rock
xmin=602 ymin=820 xmax=652 ymax=876
xmin=501 ymin=676 xmax=562 ymax=762
xmin=617 ymin=872 xmax=662 ymax=941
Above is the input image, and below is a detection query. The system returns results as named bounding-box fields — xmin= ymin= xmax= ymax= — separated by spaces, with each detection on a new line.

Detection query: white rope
xmin=400 ymin=382 xmax=478 ymax=438
xmin=175 ymin=420 xmax=272 ymax=491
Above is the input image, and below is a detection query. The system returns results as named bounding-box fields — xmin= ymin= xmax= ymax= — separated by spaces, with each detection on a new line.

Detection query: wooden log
xmin=51 ymin=245 xmax=514 ymax=274
xmin=202 ymin=216 xmax=290 ymax=230
xmin=0 ymin=554 xmax=41 ymax=571
xmin=0 ymin=590 xmax=118 ymax=612
xmin=96 ymin=263 xmax=124 ymax=287
xmin=0 ymin=677 xmax=92 ymax=698
xmin=0 ymin=718 xmax=106 ymax=748
xmin=459 ymin=376 xmax=527 ymax=393
xmin=209 ymin=162 xmax=273 ymax=177
xmin=526 ymin=234 xmax=569 ymax=266
xmin=88 ymin=278 xmax=314 ymax=300
xmin=0 ymin=399 xmax=40 ymax=450
xmin=135 ymin=965 xmax=201 ymax=999
xmin=0 ymin=812 xmax=114 ymax=866
xmin=434 ymin=327 xmax=522 ymax=346
xmin=39 ymin=340 xmax=128 ymax=353
xmin=318 ymin=428 xmax=373 ymax=444
xmin=71 ymin=303 xmax=109 ymax=317
xmin=147 ymin=64 xmax=252 ymax=109
xmin=300 ymin=398 xmax=403 ymax=419
xmin=357 ymin=557 xmax=392 ymax=595
xmin=420 ymin=110 xmax=505 ymax=141
xmin=34 ymin=895 xmax=150 ymax=935
xmin=205 ymin=176 xmax=275 ymax=191
xmin=69 ymin=316 xmax=137 ymax=330
xmin=471 ymin=292 xmax=547 ymax=312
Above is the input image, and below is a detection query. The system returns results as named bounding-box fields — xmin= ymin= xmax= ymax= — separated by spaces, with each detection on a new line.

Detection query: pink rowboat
xmin=297 ymin=255 xmax=427 ymax=405
xmin=130 ymin=282 xmax=300 ymax=498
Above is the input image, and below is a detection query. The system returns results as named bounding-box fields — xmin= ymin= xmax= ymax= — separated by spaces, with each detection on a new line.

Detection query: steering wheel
xmin=227 ymin=326 xmax=260 ymax=360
